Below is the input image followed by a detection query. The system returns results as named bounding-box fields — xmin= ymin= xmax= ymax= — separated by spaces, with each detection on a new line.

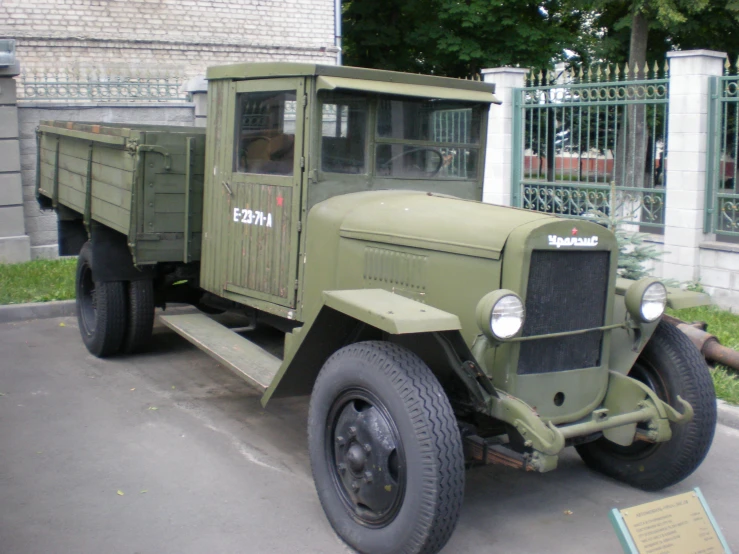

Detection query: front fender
xmin=322 ymin=289 xmax=461 ymax=334
xmin=261 ymin=289 xmax=461 ymax=406
xmin=609 ymin=279 xmax=711 ymax=376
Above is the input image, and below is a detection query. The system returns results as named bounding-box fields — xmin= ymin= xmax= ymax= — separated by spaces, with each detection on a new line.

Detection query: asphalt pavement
xmin=1 ymin=314 xmax=738 ymax=554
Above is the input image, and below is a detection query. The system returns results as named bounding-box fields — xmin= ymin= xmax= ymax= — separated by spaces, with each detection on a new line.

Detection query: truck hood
xmin=333 ymin=190 xmax=551 ymax=260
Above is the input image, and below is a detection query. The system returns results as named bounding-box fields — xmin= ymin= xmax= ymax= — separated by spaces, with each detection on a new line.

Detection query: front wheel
xmin=576 ymin=321 xmax=717 ymax=491
xmin=308 ymin=341 xmax=464 ymax=554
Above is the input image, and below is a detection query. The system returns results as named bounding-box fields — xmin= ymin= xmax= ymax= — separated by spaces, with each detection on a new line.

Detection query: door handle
xmin=221 ymin=181 xmax=233 ymax=196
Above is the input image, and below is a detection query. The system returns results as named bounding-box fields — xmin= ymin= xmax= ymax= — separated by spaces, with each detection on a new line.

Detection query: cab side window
xmin=235 ymin=90 xmax=296 ymax=175
xmin=320 ymin=92 xmax=367 ymax=174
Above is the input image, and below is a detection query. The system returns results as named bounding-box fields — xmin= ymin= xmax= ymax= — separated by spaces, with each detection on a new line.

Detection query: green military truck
xmin=37 ymin=63 xmax=716 ymax=554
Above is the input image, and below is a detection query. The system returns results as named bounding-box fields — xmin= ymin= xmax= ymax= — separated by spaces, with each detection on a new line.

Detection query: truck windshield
xmin=320 ymin=92 xmax=368 ymax=174
xmin=319 ymin=92 xmax=484 ymax=181
xmin=375 ymin=96 xmax=483 ymax=180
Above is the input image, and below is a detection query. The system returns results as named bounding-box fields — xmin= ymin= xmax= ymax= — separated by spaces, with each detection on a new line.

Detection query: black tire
xmin=308 ymin=341 xmax=464 ymax=554
xmin=75 ymin=242 xmax=127 ymax=357
xmin=575 ymin=321 xmax=717 ymax=491
xmin=121 ymin=279 xmax=155 ymax=354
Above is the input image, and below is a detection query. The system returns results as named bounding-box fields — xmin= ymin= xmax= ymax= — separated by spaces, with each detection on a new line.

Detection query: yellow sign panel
xmin=619 ymin=491 xmax=725 ymax=554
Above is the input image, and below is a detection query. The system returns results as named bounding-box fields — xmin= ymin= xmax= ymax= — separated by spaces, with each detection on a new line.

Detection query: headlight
xmin=476 ymin=290 xmax=525 ymax=341
xmin=641 ymin=282 xmax=667 ymax=322
xmin=625 ymin=278 xmax=667 ymax=323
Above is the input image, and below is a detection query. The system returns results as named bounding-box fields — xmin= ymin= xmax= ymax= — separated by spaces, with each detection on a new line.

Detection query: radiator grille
xmin=517 ymin=250 xmax=610 ymax=375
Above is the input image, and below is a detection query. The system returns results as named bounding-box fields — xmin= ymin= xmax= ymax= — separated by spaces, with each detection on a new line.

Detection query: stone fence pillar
xmin=661 ymin=50 xmax=727 ymax=284
xmin=0 ymin=52 xmax=31 ymax=263
xmin=481 ymin=67 xmax=528 ymax=206
xmin=185 ymin=76 xmax=208 ymax=128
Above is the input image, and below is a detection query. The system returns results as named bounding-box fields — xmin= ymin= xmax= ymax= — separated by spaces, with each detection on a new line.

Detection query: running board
xmin=160 ymin=313 xmax=281 ymax=392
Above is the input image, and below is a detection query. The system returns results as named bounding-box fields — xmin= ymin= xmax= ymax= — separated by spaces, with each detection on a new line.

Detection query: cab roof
xmin=206 ymin=62 xmax=498 ymax=103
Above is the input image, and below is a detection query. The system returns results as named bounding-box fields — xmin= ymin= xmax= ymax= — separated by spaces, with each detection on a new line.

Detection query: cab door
xmin=219 ymin=77 xmax=306 ymax=309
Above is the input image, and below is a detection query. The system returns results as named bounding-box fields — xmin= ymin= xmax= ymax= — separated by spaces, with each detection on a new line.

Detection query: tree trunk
xmin=627 ymin=10 xmax=649 ymax=188
xmin=629 ymin=11 xmax=649 ymax=79
xmin=546 ymin=103 xmax=556 ymax=183
xmin=616 ymin=9 xmax=650 ymax=222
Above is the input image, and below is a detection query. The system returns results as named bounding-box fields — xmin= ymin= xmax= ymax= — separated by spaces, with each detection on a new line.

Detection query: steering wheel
xmin=380 ymin=147 xmax=446 ymax=177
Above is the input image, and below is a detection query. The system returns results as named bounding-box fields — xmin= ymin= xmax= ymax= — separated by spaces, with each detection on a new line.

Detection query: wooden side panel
xmin=138 ymin=131 xmax=205 ymax=261
xmin=228 ymin=183 xmax=293 ymax=300
xmin=55 ymin=137 xmax=133 ymax=234
xmin=200 ymin=79 xmax=229 ymax=294
xmin=38 ymin=122 xmax=207 ymax=263
xmin=200 ymin=77 xmax=305 ymax=313
xmin=55 ymin=139 xmax=89 ymax=215
xmin=37 ymin=134 xmax=58 ymax=200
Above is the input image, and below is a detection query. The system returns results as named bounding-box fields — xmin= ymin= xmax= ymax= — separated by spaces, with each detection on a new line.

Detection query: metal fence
xmin=706 ymin=58 xmax=739 ymax=236
xmin=512 ymin=63 xmax=669 ymax=231
xmin=432 ymin=108 xmax=473 ymax=179
xmin=17 ymin=68 xmax=188 ymax=103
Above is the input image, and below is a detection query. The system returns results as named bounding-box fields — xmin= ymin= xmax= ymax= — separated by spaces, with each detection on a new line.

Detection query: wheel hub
xmin=346 ymin=444 xmax=367 ymax=473
xmin=329 ymin=391 xmax=406 ymax=527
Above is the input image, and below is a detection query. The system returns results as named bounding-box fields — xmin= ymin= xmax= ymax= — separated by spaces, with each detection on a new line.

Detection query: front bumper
xmin=487 ymin=370 xmax=693 ymax=473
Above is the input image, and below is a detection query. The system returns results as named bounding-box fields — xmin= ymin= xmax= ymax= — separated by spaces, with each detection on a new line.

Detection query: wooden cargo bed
xmin=36 ymin=121 xmax=206 ymax=264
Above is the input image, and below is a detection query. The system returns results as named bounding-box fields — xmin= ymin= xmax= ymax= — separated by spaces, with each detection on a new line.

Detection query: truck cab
xmin=198 ymin=63 xmax=495 ymax=322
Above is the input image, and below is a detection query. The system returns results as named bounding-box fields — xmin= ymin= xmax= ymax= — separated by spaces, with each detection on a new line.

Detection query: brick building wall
xmin=0 ymin=0 xmax=338 ymax=79
xmin=0 ymin=0 xmax=337 ymax=259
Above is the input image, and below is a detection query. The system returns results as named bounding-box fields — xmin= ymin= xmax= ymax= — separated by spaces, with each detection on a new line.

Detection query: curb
xmin=0 ymin=300 xmax=76 ymax=324
xmin=717 ymin=400 xmax=739 ymax=431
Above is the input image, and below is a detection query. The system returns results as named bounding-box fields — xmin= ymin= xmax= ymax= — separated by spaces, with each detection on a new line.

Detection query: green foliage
xmin=685 ymin=280 xmax=705 ymax=294
xmin=587 ymin=210 xmax=665 ymax=280
xmin=343 ymin=0 xmax=588 ymax=77
xmin=0 ymin=258 xmax=77 ymax=305
xmin=612 ymin=224 xmax=664 ymax=280
xmin=577 ymin=0 xmax=739 ymax=66
xmin=343 ymin=0 xmax=739 ymax=79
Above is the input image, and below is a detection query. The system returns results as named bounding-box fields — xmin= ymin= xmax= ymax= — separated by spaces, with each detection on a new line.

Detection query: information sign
xmin=610 ymin=488 xmax=731 ymax=554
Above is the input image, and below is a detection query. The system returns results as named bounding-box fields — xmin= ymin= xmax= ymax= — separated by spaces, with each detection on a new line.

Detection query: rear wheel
xmin=575 ymin=321 xmax=716 ymax=491
xmin=121 ymin=279 xmax=155 ymax=354
xmin=308 ymin=341 xmax=464 ymax=554
xmin=75 ymin=242 xmax=127 ymax=357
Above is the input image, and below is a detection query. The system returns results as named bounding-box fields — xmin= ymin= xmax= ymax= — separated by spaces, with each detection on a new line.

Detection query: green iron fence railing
xmin=706 ymin=59 xmax=739 ymax=237
xmin=512 ymin=63 xmax=669 ymax=231
xmin=17 ymin=68 xmax=188 ymax=103
xmin=432 ymin=108 xmax=473 ymax=179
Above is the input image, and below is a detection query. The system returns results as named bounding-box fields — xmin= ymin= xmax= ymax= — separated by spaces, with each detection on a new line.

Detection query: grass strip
xmin=0 ymin=258 xmax=77 ymax=305
xmin=670 ymin=305 xmax=739 ymax=405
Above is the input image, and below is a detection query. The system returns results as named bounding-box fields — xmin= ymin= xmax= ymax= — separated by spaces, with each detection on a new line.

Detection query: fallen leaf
xmin=140 ymin=490 xmax=148 ymax=494
xmin=117 ymin=490 xmax=124 ymax=496
xmin=130 ymin=388 xmax=135 ymax=391
xmin=564 ymin=510 xmax=573 ymax=516
xmin=148 ymin=406 xmax=158 ymax=411
xmin=59 ymin=322 xmax=65 ymax=327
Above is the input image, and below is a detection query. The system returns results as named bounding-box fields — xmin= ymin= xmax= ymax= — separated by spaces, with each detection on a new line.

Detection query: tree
xmin=581 ymin=1 xmax=739 ymax=68
xmin=569 ymin=2 xmax=711 ymax=197
xmin=344 ymin=1 xmax=739 ymax=77
xmin=342 ymin=0 xmax=588 ymax=78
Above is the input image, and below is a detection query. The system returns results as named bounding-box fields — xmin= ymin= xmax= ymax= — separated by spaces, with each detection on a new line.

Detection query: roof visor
xmin=317 ymin=76 xmax=501 ymax=104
